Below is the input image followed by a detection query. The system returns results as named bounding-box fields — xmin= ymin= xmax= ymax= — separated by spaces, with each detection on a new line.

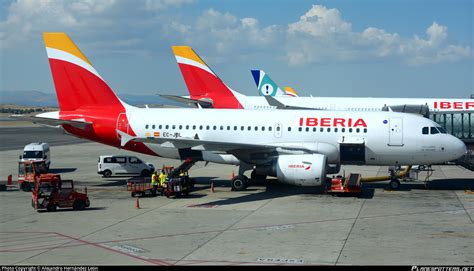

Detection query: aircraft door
xmin=274 ymin=123 xmax=282 ymax=138
xmin=388 ymin=118 xmax=403 ymax=146
xmin=116 ymin=113 xmax=129 ymax=139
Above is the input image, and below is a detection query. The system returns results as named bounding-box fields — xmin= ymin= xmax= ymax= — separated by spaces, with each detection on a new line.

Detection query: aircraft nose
xmin=450 ymin=137 xmax=467 ymax=160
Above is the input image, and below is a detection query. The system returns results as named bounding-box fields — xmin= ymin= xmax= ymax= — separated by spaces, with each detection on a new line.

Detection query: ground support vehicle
xmin=18 ymin=160 xmax=59 ymax=192
xmin=327 ymin=174 xmax=363 ymax=196
xmin=162 ymin=158 xmax=195 ymax=198
xmin=127 ymin=180 xmax=159 ymax=197
xmin=32 ymin=177 xmax=90 ymax=212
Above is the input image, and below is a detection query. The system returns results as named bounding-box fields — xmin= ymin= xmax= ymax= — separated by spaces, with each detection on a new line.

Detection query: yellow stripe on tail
xmin=172 ymin=46 xmax=207 ymax=66
xmin=43 ymin=32 xmax=91 ymax=65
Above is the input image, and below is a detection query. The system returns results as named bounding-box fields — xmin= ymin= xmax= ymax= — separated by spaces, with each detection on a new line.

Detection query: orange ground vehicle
xmin=327 ymin=173 xmax=363 ymax=196
xmin=31 ymin=177 xmax=90 ymax=212
xmin=18 ymin=161 xmax=60 ymax=192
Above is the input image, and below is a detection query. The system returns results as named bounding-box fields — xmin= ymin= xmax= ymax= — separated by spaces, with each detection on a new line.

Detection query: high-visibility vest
xmin=159 ymin=173 xmax=166 ymax=186
xmin=151 ymin=174 xmax=158 ymax=185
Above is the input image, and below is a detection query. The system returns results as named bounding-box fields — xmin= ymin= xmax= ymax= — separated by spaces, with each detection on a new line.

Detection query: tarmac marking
xmin=335 ymin=199 xmax=366 ymax=264
xmin=454 ymin=191 xmax=474 ymax=224
xmin=174 ymin=198 xmax=274 ymax=265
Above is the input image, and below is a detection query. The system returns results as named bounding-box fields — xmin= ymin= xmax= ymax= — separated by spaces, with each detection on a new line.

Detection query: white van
xmin=98 ymin=155 xmax=155 ymax=178
xmin=20 ymin=142 xmax=51 ymax=169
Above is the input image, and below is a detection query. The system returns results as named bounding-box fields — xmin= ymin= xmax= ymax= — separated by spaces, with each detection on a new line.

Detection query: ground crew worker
xmin=159 ymin=170 xmax=167 ymax=196
xmin=151 ymin=170 xmax=158 ymax=189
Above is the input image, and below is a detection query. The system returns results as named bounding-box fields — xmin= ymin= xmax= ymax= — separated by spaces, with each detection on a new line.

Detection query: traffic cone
xmin=135 ymin=194 xmax=140 ymax=209
xmin=210 ymin=181 xmax=215 ymax=193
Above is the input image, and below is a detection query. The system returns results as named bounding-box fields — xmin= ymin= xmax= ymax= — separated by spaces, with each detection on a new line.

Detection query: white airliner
xmin=171 ymin=46 xmax=474 ymax=116
xmin=29 ymin=33 xmax=466 ymax=192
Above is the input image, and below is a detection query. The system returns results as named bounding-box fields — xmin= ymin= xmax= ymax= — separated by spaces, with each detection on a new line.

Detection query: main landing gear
xmin=231 ymin=163 xmax=267 ymax=191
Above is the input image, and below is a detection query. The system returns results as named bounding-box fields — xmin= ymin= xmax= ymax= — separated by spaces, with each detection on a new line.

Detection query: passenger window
xmin=172 ymin=125 xmax=176 ymax=129
xmin=305 ymin=127 xmax=309 ymax=132
xmin=192 ymin=125 xmax=196 ymax=130
xmin=262 ymin=126 xmax=265 ymax=131
xmin=269 ymin=126 xmax=272 ymax=131
xmin=276 ymin=126 xmax=280 ymax=131
xmin=145 ymin=125 xmax=149 ymax=129
xmin=255 ymin=126 xmax=258 ymax=131
xmin=334 ymin=128 xmax=338 ymax=133
xmin=206 ymin=125 xmax=210 ymax=130
xmin=298 ymin=127 xmax=302 ymax=132
xmin=220 ymin=126 xmax=224 ymax=130
xmin=186 ymin=125 xmax=189 ymax=130
xmin=159 ymin=125 xmax=162 ymax=129
xmin=179 ymin=125 xmax=182 ymax=129
xmin=129 ymin=157 xmax=141 ymax=164
xmin=152 ymin=125 xmax=155 ymax=129
xmin=342 ymin=128 xmax=345 ymax=133
xmin=199 ymin=125 xmax=203 ymax=130
xmin=104 ymin=157 xmax=113 ymax=163
xmin=234 ymin=126 xmax=237 ymax=131
xmin=327 ymin=128 xmax=331 ymax=132
xmin=363 ymin=128 xmax=367 ymax=133
xmin=320 ymin=128 xmax=324 ymax=132
xmin=248 ymin=126 xmax=251 ymax=131
xmin=116 ymin=157 xmax=126 ymax=164
xmin=288 ymin=127 xmax=291 ymax=132
xmin=422 ymin=127 xmax=429 ymax=135
xmin=349 ymin=128 xmax=353 ymax=133
xmin=166 ymin=125 xmax=169 ymax=129
xmin=356 ymin=128 xmax=360 ymax=133
xmin=213 ymin=126 xmax=217 ymax=130
xmin=313 ymin=127 xmax=317 ymax=132
xmin=241 ymin=126 xmax=244 ymax=131
xmin=430 ymin=127 xmax=439 ymax=134
xmin=227 ymin=126 xmax=231 ymax=130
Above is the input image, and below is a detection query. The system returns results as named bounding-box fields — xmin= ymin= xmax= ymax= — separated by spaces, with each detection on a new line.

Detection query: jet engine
xmin=273 ymin=154 xmax=327 ymax=186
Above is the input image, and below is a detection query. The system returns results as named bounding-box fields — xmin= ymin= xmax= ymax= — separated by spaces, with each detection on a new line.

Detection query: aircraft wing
xmin=117 ymin=130 xmax=324 ymax=163
xmin=12 ymin=114 xmax=93 ymax=130
xmin=160 ymin=95 xmax=213 ymax=108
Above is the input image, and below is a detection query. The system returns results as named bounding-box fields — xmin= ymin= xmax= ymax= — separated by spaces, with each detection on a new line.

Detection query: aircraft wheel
xmin=231 ymin=176 xmax=247 ymax=191
xmin=389 ymin=179 xmax=401 ymax=190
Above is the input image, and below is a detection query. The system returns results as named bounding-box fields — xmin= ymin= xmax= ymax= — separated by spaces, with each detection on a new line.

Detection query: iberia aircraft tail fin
xmin=43 ymin=32 xmax=130 ymax=112
xmin=283 ymin=86 xmax=299 ymax=97
xmin=172 ymin=46 xmax=243 ymax=108
xmin=251 ymin=70 xmax=298 ymax=97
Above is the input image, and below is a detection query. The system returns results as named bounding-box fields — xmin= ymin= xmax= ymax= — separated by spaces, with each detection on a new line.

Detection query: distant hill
xmin=0 ymin=91 xmax=184 ymax=107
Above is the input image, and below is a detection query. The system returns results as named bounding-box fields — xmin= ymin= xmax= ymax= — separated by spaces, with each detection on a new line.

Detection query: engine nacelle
xmin=275 ymin=154 xmax=327 ymax=186
xmin=326 ymin=164 xmax=341 ymax=174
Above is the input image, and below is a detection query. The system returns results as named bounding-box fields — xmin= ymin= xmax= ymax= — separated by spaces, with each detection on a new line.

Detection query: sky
xmin=0 ymin=0 xmax=473 ymax=99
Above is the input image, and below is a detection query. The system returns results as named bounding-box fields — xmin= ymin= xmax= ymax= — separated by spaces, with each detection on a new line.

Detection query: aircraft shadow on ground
xmin=192 ymin=178 xmax=347 ymax=206
xmin=48 ymin=168 xmax=77 ymax=173
xmin=363 ymin=178 xmax=474 ymax=191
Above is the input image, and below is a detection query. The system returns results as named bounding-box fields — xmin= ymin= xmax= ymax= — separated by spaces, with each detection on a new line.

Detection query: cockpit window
xmin=437 ymin=127 xmax=447 ymax=134
xmin=422 ymin=127 xmax=429 ymax=135
xmin=430 ymin=127 xmax=439 ymax=134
